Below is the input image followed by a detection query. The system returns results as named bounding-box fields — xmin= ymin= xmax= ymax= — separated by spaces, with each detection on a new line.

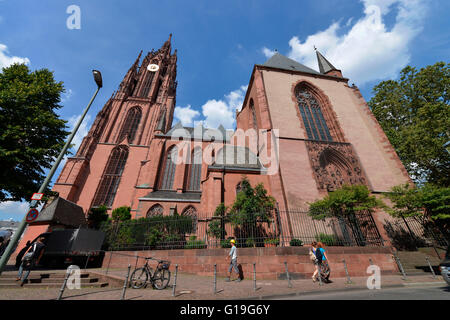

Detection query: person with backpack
xmin=16 ymin=237 xmax=46 ymax=286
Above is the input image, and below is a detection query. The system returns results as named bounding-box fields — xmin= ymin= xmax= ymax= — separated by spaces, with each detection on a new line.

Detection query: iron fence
xmin=384 ymin=216 xmax=449 ymax=250
xmin=100 ymin=209 xmax=385 ymax=251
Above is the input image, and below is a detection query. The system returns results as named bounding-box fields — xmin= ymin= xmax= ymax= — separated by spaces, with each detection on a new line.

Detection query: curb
xmin=242 ymin=280 xmax=447 ymax=300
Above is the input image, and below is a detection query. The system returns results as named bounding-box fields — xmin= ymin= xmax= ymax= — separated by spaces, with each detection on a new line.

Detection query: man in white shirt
xmin=225 ymin=239 xmax=241 ymax=282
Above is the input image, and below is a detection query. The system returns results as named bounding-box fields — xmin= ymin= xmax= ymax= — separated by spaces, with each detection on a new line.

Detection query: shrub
xmin=245 ymin=238 xmax=256 ymax=248
xmin=315 ymin=233 xmax=338 ymax=246
xmin=264 ymin=238 xmax=280 ymax=246
xmin=184 ymin=236 xmax=207 ymax=249
xmin=289 ymin=239 xmax=303 ymax=247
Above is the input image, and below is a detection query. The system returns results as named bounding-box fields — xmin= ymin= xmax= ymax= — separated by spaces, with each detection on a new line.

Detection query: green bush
xmin=112 ymin=206 xmax=131 ymax=222
xmin=289 ymin=239 xmax=303 ymax=246
xmin=264 ymin=238 xmax=280 ymax=246
xmin=184 ymin=236 xmax=207 ymax=249
xmin=245 ymin=238 xmax=256 ymax=247
xmin=315 ymin=233 xmax=338 ymax=246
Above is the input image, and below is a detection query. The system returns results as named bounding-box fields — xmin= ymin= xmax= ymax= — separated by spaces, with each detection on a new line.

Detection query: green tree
xmin=207 ymin=203 xmax=228 ymax=240
xmin=369 ymin=62 xmax=450 ymax=186
xmin=87 ymin=205 xmax=109 ymax=229
xmin=111 ymin=206 xmax=131 ymax=222
xmin=309 ymin=185 xmax=384 ymax=220
xmin=385 ymin=183 xmax=450 ymax=239
xmin=0 ymin=64 xmax=70 ymax=202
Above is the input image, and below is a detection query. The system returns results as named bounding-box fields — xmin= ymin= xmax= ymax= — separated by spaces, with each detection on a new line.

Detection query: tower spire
xmin=315 ymin=50 xmax=343 ymax=78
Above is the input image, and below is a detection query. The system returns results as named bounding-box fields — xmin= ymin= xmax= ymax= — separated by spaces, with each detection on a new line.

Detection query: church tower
xmin=53 ymin=35 xmax=178 ymax=214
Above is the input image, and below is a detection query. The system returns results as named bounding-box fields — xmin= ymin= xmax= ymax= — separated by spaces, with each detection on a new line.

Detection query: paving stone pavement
xmin=0 ymin=265 xmax=447 ymax=300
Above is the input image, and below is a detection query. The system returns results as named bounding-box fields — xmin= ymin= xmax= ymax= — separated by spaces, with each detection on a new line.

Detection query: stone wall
xmin=102 ymin=246 xmax=398 ymax=280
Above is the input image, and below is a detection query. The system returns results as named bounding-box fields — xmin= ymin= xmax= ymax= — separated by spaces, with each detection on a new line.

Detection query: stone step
xmin=0 ymin=272 xmax=90 ymax=279
xmin=0 ymin=282 xmax=109 ymax=289
xmin=0 ymin=277 xmax=99 ymax=284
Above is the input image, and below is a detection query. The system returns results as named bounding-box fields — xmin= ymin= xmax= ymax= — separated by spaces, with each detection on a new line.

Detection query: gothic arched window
xmin=182 ymin=206 xmax=198 ymax=233
xmin=188 ymin=147 xmax=202 ymax=191
xmin=117 ymin=107 xmax=142 ymax=144
xmin=92 ymin=146 xmax=129 ymax=207
xmin=296 ymin=86 xmax=333 ymax=142
xmin=147 ymin=204 xmax=164 ymax=217
xmin=250 ymin=99 xmax=258 ymax=129
xmin=160 ymin=146 xmax=178 ymax=190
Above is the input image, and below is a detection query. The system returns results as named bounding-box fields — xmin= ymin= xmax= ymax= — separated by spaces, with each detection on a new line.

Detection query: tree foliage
xmin=308 ymin=184 xmax=384 ymax=220
xmin=111 ymin=206 xmax=132 ymax=222
xmin=87 ymin=205 xmax=109 ymax=229
xmin=227 ymin=177 xmax=276 ymax=226
xmin=369 ymin=62 xmax=450 ymax=186
xmin=385 ymin=183 xmax=450 ymax=223
xmin=0 ymin=63 xmax=69 ymax=202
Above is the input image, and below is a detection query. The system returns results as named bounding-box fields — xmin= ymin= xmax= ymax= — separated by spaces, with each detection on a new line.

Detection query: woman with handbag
xmin=309 ymin=241 xmax=319 ymax=282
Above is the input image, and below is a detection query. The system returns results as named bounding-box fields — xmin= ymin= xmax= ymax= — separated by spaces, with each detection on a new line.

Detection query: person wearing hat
xmin=225 ymin=239 xmax=241 ymax=282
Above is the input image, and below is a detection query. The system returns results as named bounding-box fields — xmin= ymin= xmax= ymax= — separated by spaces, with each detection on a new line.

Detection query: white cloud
xmin=0 ymin=201 xmax=30 ymax=216
xmin=174 ymin=104 xmax=200 ymax=126
xmin=174 ymin=85 xmax=248 ymax=130
xmin=200 ymin=85 xmax=248 ymax=129
xmin=262 ymin=47 xmax=276 ymax=58
xmin=286 ymin=0 xmax=427 ymax=85
xmin=0 ymin=44 xmax=30 ymax=70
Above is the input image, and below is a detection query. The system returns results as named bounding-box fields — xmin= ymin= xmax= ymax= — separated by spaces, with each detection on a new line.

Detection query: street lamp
xmin=0 ymin=70 xmax=103 ymax=275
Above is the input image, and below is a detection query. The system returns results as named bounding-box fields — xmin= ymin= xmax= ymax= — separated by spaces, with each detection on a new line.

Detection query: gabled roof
xmin=160 ymin=122 xmax=233 ymax=141
xmin=261 ymin=52 xmax=321 ymax=75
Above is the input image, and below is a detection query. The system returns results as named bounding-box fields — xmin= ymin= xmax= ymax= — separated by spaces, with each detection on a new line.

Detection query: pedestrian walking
xmin=309 ymin=241 xmax=319 ymax=282
xmin=225 ymin=239 xmax=241 ymax=282
xmin=315 ymin=241 xmax=331 ymax=283
xmin=16 ymin=237 xmax=46 ymax=286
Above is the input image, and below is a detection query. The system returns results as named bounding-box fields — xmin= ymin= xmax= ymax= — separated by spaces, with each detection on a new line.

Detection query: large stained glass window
xmin=160 ymin=146 xmax=178 ymax=190
xmin=297 ymin=87 xmax=333 ymax=142
xmin=188 ymin=147 xmax=202 ymax=191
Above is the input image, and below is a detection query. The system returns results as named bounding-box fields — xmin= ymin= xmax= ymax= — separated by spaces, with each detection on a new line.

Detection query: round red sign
xmin=26 ymin=208 xmax=39 ymax=223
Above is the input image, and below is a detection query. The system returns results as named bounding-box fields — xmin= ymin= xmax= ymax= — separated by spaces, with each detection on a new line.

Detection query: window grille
xmin=147 ymin=204 xmax=164 ymax=217
xmin=188 ymin=147 xmax=202 ymax=191
xmin=117 ymin=107 xmax=142 ymax=144
xmin=160 ymin=146 xmax=177 ymax=190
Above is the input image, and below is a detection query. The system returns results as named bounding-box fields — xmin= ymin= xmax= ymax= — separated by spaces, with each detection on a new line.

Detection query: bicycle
xmin=129 ymin=257 xmax=171 ymax=290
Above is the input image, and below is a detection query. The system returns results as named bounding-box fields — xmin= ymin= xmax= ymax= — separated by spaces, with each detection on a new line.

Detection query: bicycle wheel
xmin=152 ymin=268 xmax=171 ymax=290
xmin=129 ymin=267 xmax=149 ymax=289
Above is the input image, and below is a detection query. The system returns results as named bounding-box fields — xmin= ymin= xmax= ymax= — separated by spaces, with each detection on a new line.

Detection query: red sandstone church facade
xmin=49 ymin=35 xmax=410 ymax=243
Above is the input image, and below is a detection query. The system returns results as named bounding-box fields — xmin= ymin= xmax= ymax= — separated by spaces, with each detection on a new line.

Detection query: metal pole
xmin=172 ymin=264 xmax=178 ymax=297
xmin=0 ymin=86 xmax=101 ymax=276
xmin=57 ymin=271 xmax=71 ymax=300
xmin=425 ymin=257 xmax=436 ymax=279
xmin=342 ymin=259 xmax=352 ymax=284
xmin=284 ymin=261 xmax=292 ymax=288
xmin=213 ymin=264 xmax=217 ymax=294
xmin=392 ymin=252 xmax=407 ymax=280
xmin=121 ymin=264 xmax=131 ymax=300
xmin=84 ymin=252 xmax=91 ymax=270
xmin=253 ymin=263 xmax=256 ymax=291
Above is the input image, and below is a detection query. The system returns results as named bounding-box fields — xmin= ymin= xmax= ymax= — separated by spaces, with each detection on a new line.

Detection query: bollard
xmin=392 ymin=253 xmax=407 ymax=280
xmin=213 ymin=264 xmax=217 ymax=294
xmin=172 ymin=264 xmax=178 ymax=297
xmin=57 ymin=271 xmax=71 ymax=300
xmin=120 ymin=264 xmax=131 ymax=300
xmin=253 ymin=263 xmax=257 ymax=291
xmin=425 ymin=257 xmax=436 ymax=279
xmin=106 ymin=251 xmax=113 ymax=275
xmin=342 ymin=259 xmax=352 ymax=284
xmin=84 ymin=252 xmax=91 ymax=270
xmin=284 ymin=261 xmax=292 ymax=288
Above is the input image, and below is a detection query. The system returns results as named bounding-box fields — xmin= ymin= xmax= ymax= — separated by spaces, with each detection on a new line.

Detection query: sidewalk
xmin=0 ymin=265 xmax=447 ymax=300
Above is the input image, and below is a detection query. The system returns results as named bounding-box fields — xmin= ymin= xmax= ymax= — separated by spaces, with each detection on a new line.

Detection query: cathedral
xmin=49 ymin=35 xmax=410 ymax=243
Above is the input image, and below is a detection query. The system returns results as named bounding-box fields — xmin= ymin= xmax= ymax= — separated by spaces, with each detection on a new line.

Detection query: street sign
xmin=31 ymin=193 xmax=44 ymax=201
xmin=25 ymin=208 xmax=39 ymax=223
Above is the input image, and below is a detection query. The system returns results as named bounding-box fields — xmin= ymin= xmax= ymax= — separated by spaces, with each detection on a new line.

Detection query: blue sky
xmin=0 ymin=0 xmax=448 ymax=220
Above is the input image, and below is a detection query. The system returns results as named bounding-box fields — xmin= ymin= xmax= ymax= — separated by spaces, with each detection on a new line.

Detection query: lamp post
xmin=0 ymin=70 xmax=103 ymax=275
